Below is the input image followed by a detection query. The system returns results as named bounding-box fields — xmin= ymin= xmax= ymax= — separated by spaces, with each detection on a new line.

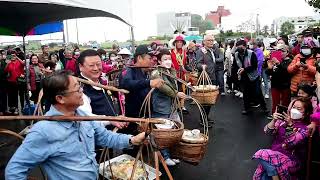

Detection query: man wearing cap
xmin=195 ymin=34 xmax=217 ymax=126
xmin=119 ymin=45 xmax=164 ymax=134
xmin=235 ymin=40 xmax=268 ymax=115
xmin=288 ymin=43 xmax=316 ymax=95
xmin=171 ymin=35 xmax=188 ymax=112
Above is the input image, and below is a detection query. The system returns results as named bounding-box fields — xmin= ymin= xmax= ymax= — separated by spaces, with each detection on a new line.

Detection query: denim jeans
xmin=258 ymin=159 xmax=278 ymax=180
xmin=261 ymin=68 xmax=270 ymax=95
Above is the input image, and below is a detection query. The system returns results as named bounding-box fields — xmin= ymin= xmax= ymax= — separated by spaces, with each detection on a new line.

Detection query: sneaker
xmin=234 ymin=90 xmax=239 ymax=94
xmin=221 ymin=92 xmax=226 ymax=96
xmin=242 ymin=110 xmax=248 ymax=115
xmin=165 ymin=158 xmax=176 ymax=166
xmin=264 ymin=94 xmax=269 ymax=99
xmin=182 ymin=107 xmax=189 ymax=114
xmin=172 ymin=159 xmax=180 ymax=164
xmin=235 ymin=92 xmax=241 ymax=97
xmin=227 ymin=90 xmax=232 ymax=94
xmin=239 ymin=93 xmax=243 ymax=98
xmin=251 ymin=104 xmax=260 ymax=108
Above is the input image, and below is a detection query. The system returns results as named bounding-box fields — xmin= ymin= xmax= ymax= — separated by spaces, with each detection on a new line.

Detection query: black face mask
xmin=237 ymin=48 xmax=245 ymax=54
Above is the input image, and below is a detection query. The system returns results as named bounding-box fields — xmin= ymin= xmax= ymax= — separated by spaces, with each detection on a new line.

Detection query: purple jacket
xmin=254 ymin=48 xmax=264 ymax=75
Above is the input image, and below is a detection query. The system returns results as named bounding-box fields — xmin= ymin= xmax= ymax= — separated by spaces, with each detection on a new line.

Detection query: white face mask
xmin=290 ymin=108 xmax=303 ymax=120
xmin=110 ymin=57 xmax=117 ymax=61
xmin=301 ymin=48 xmax=311 ymax=56
xmin=74 ymin=51 xmax=80 ymax=56
xmin=162 ymin=60 xmax=172 ymax=69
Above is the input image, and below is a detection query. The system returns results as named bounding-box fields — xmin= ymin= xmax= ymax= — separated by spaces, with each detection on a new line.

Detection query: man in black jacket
xmin=235 ymin=40 xmax=268 ymax=115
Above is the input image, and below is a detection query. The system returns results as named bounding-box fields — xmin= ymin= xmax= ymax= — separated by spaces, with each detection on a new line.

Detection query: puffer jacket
xmin=287 ymin=54 xmax=316 ymax=93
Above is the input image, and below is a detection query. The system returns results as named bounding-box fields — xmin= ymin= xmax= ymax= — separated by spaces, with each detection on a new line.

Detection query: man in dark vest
xmin=234 ymin=40 xmax=268 ymax=115
xmin=78 ymin=49 xmax=127 ymax=128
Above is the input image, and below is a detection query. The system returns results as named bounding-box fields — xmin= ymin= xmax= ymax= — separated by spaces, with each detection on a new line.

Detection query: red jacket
xmin=65 ymin=58 xmax=77 ymax=75
xmin=29 ymin=63 xmax=44 ymax=91
xmin=4 ymin=60 xmax=24 ymax=83
xmin=171 ymin=48 xmax=187 ymax=80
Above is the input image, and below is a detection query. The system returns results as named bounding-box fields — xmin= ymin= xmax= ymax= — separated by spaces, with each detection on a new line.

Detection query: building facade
xmin=273 ymin=16 xmax=319 ymax=35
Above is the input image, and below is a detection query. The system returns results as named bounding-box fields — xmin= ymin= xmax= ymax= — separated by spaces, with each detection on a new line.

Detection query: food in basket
xmin=182 ymin=129 xmax=206 ymax=143
xmin=105 ymin=159 xmax=148 ymax=180
xmin=193 ymin=85 xmax=218 ymax=92
xmin=154 ymin=119 xmax=174 ymax=129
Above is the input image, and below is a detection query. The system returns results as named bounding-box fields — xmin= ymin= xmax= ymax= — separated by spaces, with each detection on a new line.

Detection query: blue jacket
xmin=119 ymin=67 xmax=151 ymax=117
xmin=5 ymin=106 xmax=131 ymax=180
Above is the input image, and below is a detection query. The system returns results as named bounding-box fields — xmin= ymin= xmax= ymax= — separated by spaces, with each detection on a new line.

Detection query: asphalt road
xmin=0 ymin=94 xmax=273 ymax=180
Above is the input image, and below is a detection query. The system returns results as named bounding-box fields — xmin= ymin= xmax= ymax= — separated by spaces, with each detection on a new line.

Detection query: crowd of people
xmin=1 ymin=28 xmax=320 ymax=179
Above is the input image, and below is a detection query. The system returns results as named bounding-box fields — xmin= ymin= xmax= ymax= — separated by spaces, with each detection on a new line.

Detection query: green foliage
xmin=280 ymin=21 xmax=295 ymax=35
xmin=191 ymin=14 xmax=215 ymax=34
xmin=306 ymin=0 xmax=320 ymax=11
xmin=26 ymin=41 xmax=41 ymax=51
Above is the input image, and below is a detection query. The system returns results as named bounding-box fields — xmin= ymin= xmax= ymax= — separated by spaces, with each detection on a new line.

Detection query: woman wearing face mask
xmin=287 ymin=43 xmax=316 ymax=95
xmin=28 ymin=54 xmax=44 ymax=103
xmin=266 ymin=44 xmax=292 ymax=114
xmin=150 ymin=49 xmax=187 ymax=166
xmin=252 ymin=97 xmax=313 ymax=180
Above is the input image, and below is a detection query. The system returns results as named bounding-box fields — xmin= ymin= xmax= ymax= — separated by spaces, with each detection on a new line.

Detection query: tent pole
xmin=23 ymin=35 xmax=31 ymax=115
xmin=130 ymin=26 xmax=135 ymax=52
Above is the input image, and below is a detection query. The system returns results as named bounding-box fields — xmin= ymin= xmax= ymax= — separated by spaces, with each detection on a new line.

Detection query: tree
xmin=280 ymin=21 xmax=295 ymax=35
xmin=191 ymin=14 xmax=214 ymax=34
xmin=262 ymin=25 xmax=269 ymax=36
xmin=306 ymin=0 xmax=320 ymax=11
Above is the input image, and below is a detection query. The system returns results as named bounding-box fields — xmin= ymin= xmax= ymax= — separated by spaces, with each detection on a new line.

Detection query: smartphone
xmin=276 ymin=104 xmax=288 ymax=114
xmin=270 ymin=51 xmax=282 ymax=62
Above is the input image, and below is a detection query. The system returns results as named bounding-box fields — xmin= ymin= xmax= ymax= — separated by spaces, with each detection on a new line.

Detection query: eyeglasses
xmin=61 ymin=83 xmax=84 ymax=95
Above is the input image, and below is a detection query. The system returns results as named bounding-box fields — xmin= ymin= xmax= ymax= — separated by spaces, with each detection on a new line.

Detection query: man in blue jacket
xmin=120 ymin=45 xmax=164 ymax=118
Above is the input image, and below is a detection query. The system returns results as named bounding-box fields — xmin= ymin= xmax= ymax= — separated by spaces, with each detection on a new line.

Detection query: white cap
xmin=118 ymin=48 xmax=132 ymax=55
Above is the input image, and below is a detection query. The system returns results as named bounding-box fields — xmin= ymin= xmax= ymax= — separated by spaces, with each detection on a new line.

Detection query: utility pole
xmin=75 ymin=19 xmax=79 ymax=45
xmin=256 ymin=13 xmax=260 ymax=37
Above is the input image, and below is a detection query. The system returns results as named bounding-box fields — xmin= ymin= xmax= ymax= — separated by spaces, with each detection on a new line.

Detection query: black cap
xmin=134 ymin=45 xmax=153 ymax=57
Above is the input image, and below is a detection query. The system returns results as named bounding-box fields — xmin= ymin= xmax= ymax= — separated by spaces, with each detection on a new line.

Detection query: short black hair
xmin=109 ymin=51 xmax=117 ymax=59
xmin=42 ymin=70 xmax=72 ymax=105
xmin=157 ymin=49 xmax=171 ymax=60
xmin=97 ymin=48 xmax=106 ymax=56
xmin=78 ymin=49 xmax=100 ymax=65
xmin=49 ymin=53 xmax=59 ymax=61
xmin=41 ymin=45 xmax=48 ymax=50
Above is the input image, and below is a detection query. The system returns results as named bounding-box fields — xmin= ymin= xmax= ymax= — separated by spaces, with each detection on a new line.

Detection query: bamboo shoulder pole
xmin=0 ymin=115 xmax=164 ymax=124
xmin=75 ymin=77 xmax=129 ymax=94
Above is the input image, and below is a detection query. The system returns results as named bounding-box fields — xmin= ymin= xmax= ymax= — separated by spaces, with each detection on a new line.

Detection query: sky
xmin=0 ymin=0 xmax=318 ymax=44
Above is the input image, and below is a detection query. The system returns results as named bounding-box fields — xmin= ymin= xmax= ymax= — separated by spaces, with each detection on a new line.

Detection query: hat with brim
xmin=172 ymin=35 xmax=186 ymax=47
xmin=118 ymin=48 xmax=132 ymax=55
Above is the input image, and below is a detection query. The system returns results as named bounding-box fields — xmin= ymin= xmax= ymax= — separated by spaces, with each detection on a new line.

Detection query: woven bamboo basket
xmin=171 ymin=136 xmax=208 ymax=165
xmin=191 ymin=90 xmax=219 ymax=105
xmin=150 ymin=120 xmax=184 ymax=149
xmin=191 ymin=67 xmax=219 ymax=105
xmin=170 ymin=97 xmax=210 ymax=165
